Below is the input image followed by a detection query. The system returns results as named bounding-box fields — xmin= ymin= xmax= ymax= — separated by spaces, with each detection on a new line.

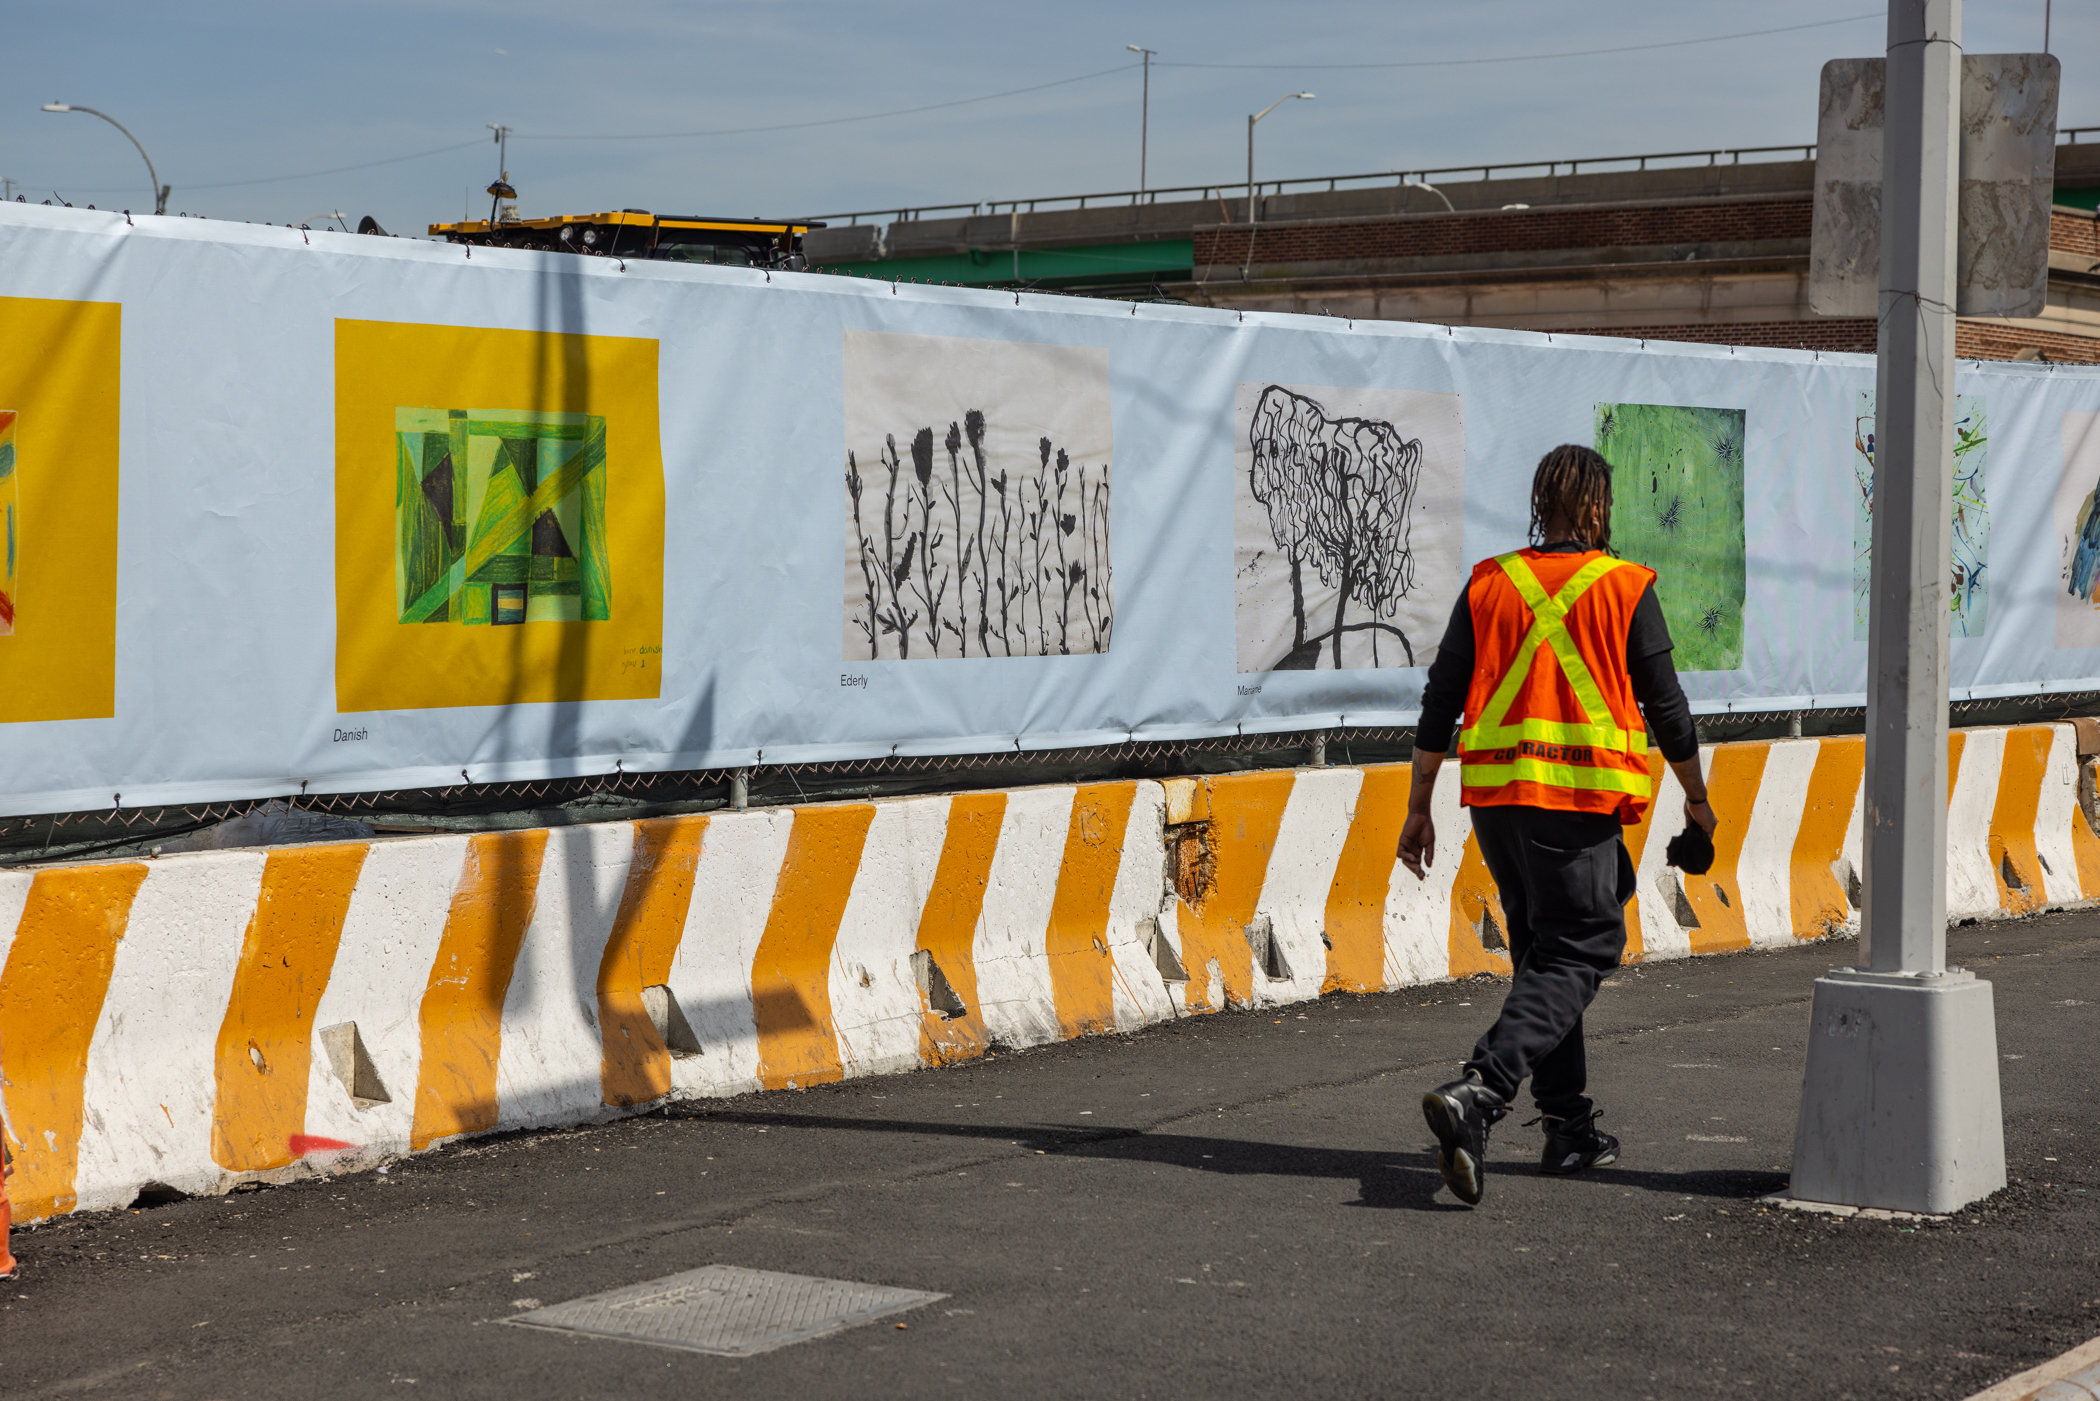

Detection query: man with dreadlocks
xmin=1397 ymin=443 xmax=1715 ymax=1207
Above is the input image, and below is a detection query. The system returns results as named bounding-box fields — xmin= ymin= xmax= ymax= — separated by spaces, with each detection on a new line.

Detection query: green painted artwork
xmin=1595 ymin=402 xmax=1747 ymax=672
xmin=393 ymin=408 xmax=609 ymax=626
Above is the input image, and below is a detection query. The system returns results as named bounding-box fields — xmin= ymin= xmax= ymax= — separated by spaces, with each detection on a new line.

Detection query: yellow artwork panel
xmin=335 ymin=320 xmax=664 ymax=712
xmin=0 ymin=296 xmax=121 ymax=724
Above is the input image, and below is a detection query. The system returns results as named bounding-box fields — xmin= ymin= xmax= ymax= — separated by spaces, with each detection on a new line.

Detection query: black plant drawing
xmin=1247 ymin=385 xmax=1423 ymax=670
xmin=848 ymin=410 xmax=1111 ymax=659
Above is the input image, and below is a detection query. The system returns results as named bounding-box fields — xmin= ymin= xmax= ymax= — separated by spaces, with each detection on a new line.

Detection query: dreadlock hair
xmin=1529 ymin=443 xmax=1615 ymax=554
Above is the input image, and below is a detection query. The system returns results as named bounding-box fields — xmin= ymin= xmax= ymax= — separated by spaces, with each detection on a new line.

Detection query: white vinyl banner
xmin=2 ymin=204 xmax=2100 ymax=816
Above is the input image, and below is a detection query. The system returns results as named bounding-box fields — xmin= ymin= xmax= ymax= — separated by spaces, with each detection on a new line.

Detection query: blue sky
xmin=5 ymin=1 xmax=2087 ymax=234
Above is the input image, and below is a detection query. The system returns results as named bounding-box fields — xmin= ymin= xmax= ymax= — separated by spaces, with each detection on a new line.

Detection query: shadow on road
xmin=664 ymin=1106 xmax=1785 ymax=1210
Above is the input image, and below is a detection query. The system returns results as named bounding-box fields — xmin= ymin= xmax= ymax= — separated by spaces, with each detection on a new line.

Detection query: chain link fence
xmin=5 ymin=691 xmax=2097 ymax=866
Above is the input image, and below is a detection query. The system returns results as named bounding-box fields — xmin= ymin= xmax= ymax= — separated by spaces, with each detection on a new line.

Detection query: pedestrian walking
xmin=1396 ymin=444 xmax=1716 ymax=1206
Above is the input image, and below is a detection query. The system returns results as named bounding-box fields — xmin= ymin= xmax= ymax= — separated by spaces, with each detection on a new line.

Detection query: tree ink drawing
xmin=1246 ymin=385 xmax=1424 ymax=670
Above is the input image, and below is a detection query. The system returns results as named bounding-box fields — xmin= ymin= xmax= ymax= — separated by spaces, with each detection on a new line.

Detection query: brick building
xmin=805 ymin=139 xmax=2100 ymax=362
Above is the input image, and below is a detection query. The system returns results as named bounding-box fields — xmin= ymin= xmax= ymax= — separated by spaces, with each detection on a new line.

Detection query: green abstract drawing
xmin=0 ymin=409 xmax=15 ymax=637
xmin=1595 ymin=402 xmax=1747 ymax=672
xmin=393 ymin=408 xmax=609 ymax=627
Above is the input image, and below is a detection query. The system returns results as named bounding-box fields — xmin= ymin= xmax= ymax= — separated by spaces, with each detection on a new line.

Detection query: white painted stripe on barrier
xmin=1838 ymin=757 xmax=1867 ymax=927
xmin=668 ymin=809 xmax=790 ymax=1101
xmin=1636 ymin=761 xmax=1692 ymax=961
xmin=1949 ymin=730 xmax=2006 ymax=921
xmin=1386 ymin=771 xmax=1473 ymax=985
xmin=0 ymin=868 xmax=31 ymax=974
xmin=1740 ymin=740 xmax=1822 ymax=948
xmin=74 ymin=855 xmax=262 ymax=1210
xmin=974 ymin=786 xmax=1077 ymax=1050
xmin=2036 ymin=728 xmax=2084 ymax=907
xmin=1104 ymin=782 xmax=1177 ymax=1032
xmin=301 ymin=836 xmax=469 ymax=1163
xmin=1258 ymin=768 xmax=1364 ymax=1007
xmin=496 ymin=823 xmax=632 ymax=1133
xmin=831 ymin=796 xmax=950 ymax=1081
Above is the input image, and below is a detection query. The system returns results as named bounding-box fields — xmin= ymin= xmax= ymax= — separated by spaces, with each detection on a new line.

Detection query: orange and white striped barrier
xmin=1 ymin=724 xmax=2093 ymax=1224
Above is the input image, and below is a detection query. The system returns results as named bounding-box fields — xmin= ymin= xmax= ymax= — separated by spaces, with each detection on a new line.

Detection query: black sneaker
xmin=1535 ymin=1110 xmax=1619 ymax=1176
xmin=1421 ymin=1073 xmax=1508 ymax=1206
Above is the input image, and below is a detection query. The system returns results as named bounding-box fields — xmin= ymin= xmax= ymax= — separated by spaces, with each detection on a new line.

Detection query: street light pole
xmin=40 ymin=103 xmax=166 ymax=214
xmin=1126 ymin=46 xmax=1157 ymax=193
xmin=1246 ymin=92 xmax=1314 ymax=225
xmin=1788 ymin=0 xmax=2006 ymax=1216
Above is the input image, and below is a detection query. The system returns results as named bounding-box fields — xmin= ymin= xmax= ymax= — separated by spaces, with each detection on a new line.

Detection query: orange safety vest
xmin=1456 ymin=548 xmax=1656 ymax=824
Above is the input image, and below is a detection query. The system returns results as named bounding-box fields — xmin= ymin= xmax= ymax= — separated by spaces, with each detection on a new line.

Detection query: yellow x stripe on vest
xmin=1458 ymin=552 xmax=1651 ymax=800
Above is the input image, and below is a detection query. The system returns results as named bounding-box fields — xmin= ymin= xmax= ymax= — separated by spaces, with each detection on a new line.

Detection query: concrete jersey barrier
xmin=2 ymin=724 xmax=2093 ymax=1224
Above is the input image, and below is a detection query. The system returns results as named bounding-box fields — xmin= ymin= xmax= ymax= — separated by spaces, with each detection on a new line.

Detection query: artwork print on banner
xmin=2052 ymin=412 xmax=2100 ymax=648
xmin=1232 ymin=382 xmax=1465 ymax=673
xmin=1853 ymin=391 xmax=1988 ymax=640
xmin=1595 ymin=402 xmax=1746 ymax=672
xmin=395 ymin=409 xmax=611 ymax=627
xmin=0 ymin=410 xmax=15 ymax=636
xmin=842 ymin=331 xmax=1113 ymax=660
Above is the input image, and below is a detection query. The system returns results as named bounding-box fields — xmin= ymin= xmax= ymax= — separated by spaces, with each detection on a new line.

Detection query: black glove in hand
xmin=1665 ymin=822 xmax=1715 ymax=875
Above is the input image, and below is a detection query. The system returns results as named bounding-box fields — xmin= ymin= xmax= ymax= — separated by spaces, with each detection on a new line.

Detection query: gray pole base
xmin=1788 ymin=968 xmax=2006 ymax=1214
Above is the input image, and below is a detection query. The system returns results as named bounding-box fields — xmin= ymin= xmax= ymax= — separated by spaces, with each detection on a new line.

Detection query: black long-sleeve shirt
xmin=1415 ymin=543 xmax=1698 ymax=763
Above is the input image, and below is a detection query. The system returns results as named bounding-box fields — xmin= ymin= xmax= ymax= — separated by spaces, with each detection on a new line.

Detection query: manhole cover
xmin=503 ymin=1265 xmax=946 ymax=1356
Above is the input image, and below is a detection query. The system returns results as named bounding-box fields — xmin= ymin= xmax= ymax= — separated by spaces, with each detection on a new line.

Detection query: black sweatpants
xmin=1463 ymin=803 xmax=1637 ymax=1119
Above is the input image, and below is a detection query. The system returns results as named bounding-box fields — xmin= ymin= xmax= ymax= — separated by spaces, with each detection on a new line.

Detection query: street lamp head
xmin=1295 ymin=92 xmax=1315 ymax=100
xmin=42 ymin=103 xmax=71 ymax=113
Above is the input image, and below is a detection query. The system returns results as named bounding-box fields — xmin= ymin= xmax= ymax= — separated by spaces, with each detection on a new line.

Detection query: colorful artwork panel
xmin=2054 ymin=413 xmax=2100 ymax=648
xmin=335 ymin=321 xmax=663 ymax=712
xmin=392 ymin=409 xmax=610 ymax=629
xmin=1852 ymin=392 xmax=1989 ymax=640
xmin=1231 ymin=383 xmax=1465 ymax=673
xmin=1596 ymin=402 xmax=1747 ymax=673
xmin=0 ymin=297 xmax=120 ymax=723
xmin=0 ymin=410 xmax=15 ymax=637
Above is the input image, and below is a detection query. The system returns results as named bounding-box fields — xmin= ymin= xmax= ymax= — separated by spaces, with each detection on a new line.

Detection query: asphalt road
xmin=7 ymin=913 xmax=2098 ymax=1401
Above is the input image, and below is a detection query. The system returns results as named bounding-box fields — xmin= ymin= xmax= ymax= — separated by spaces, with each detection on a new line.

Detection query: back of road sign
xmin=1810 ymin=54 xmax=2060 ymax=319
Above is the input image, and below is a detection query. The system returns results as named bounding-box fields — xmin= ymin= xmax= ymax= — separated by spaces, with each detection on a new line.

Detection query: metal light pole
xmin=1126 ymin=46 xmax=1157 ymax=192
xmin=1788 ymin=0 xmax=2006 ymax=1215
xmin=1407 ymin=176 xmax=1456 ymax=212
xmin=40 ymin=103 xmax=166 ymax=214
xmin=1246 ymin=92 xmax=1314 ymax=224
xmin=486 ymin=123 xmax=515 ymax=224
